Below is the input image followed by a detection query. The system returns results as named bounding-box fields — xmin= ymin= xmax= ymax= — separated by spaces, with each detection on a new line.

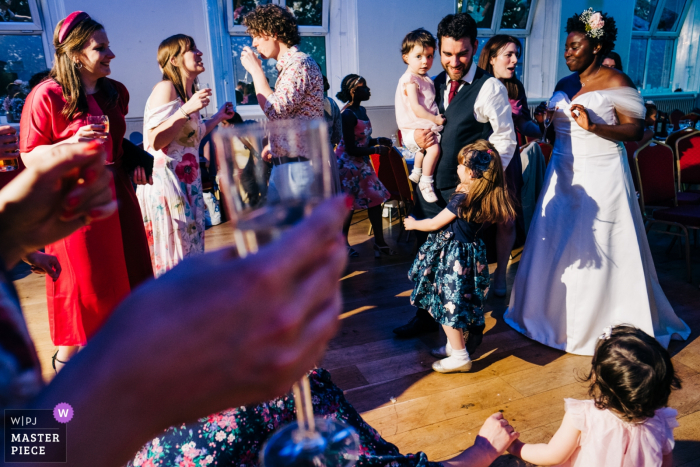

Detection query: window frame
xmin=0 ymin=0 xmax=54 ymax=120
xmin=459 ymin=0 xmax=538 ymax=37
xmin=631 ymin=0 xmax=693 ymax=92
xmin=224 ymin=0 xmax=330 ymax=112
xmin=227 ymin=0 xmax=329 ymax=34
xmin=0 ymin=0 xmax=43 ymax=32
xmin=458 ymin=0 xmax=537 ymax=87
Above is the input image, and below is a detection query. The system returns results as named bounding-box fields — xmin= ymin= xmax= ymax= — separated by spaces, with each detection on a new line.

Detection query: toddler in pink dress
xmin=508 ymin=325 xmax=680 ymax=466
xmin=395 ymin=29 xmax=444 ymax=203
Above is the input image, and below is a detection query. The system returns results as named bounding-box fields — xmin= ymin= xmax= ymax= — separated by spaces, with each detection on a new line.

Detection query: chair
xmin=670 ymin=109 xmax=685 ymax=128
xmin=368 ymin=148 xmax=414 ymax=236
xmin=539 ymin=142 xmax=553 ymax=165
xmin=676 ymin=132 xmax=700 ymax=187
xmin=635 ymin=142 xmax=699 ymax=282
xmin=635 ymin=141 xmax=700 ymax=207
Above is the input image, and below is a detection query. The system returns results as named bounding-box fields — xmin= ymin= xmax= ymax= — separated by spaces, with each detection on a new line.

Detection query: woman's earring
xmin=75 ymin=61 xmax=83 ymax=69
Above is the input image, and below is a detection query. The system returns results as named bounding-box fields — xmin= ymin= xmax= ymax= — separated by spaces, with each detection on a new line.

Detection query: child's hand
xmin=434 ymin=114 xmax=446 ymax=125
xmin=403 ymin=216 xmax=417 ymax=230
xmin=507 ymin=439 xmax=524 ymax=457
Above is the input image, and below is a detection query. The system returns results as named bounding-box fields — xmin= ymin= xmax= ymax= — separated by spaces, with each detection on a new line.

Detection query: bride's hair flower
xmin=580 ymin=8 xmax=605 ymax=39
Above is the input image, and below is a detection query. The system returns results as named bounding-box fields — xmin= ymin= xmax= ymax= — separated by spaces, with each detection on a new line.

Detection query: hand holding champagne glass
xmin=214 ymin=119 xmax=360 ymax=467
xmin=0 ymin=124 xmax=20 ymax=172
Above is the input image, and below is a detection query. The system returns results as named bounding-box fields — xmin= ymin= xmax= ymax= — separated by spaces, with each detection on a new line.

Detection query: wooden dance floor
xmin=16 ymin=212 xmax=700 ymax=466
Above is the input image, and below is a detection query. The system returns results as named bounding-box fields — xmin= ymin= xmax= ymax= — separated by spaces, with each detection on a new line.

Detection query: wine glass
xmin=213 ymin=119 xmax=360 ymax=467
xmin=87 ymin=115 xmax=113 ymax=165
xmin=540 ymin=100 xmax=554 ymax=143
xmin=87 ymin=115 xmax=109 ymax=136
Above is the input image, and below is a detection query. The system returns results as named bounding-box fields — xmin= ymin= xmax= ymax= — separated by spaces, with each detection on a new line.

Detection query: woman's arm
xmin=442 ymin=413 xmax=519 ymax=467
xmin=203 ymin=103 xmax=235 ymax=137
xmin=147 ymin=82 xmax=211 ymax=151
xmin=405 ymin=83 xmax=444 ymax=124
xmin=240 ymin=46 xmax=274 ymax=111
xmin=404 ymin=208 xmax=456 ymax=232
xmin=570 ymin=103 xmax=644 ymax=142
xmin=24 ymin=196 xmax=349 ymax=466
xmin=507 ymin=411 xmax=580 ymax=465
xmin=21 ymin=125 xmax=107 ymax=168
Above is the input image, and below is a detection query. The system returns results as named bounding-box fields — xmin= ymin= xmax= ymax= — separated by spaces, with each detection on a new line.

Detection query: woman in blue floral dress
xmin=127 ymin=369 xmax=442 ymax=467
xmin=335 ymin=74 xmax=394 ymax=258
xmin=404 ymin=141 xmax=515 ymax=374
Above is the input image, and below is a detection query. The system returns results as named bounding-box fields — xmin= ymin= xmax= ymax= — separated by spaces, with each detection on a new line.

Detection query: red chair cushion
xmin=636 ymin=144 xmax=676 ymax=205
xmin=654 ymin=205 xmax=700 ymax=227
xmin=539 ymin=143 xmax=553 ymax=165
xmin=677 ymin=134 xmax=700 ymax=185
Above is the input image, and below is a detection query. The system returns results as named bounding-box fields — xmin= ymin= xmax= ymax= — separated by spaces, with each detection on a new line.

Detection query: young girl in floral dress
xmin=404 ymin=140 xmax=515 ymax=373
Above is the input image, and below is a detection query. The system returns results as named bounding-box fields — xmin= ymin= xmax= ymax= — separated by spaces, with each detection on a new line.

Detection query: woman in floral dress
xmin=335 ymin=74 xmax=395 ymax=258
xmin=137 ymin=34 xmax=233 ymax=277
xmin=128 ymin=369 xmax=439 ymax=467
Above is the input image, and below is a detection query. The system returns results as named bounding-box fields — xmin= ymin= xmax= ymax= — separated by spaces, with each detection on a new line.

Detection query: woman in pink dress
xmin=335 ymin=74 xmax=394 ymax=258
xmin=19 ymin=11 xmax=153 ymax=370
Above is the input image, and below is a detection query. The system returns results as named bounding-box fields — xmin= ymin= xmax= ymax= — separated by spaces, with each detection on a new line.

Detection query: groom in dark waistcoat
xmin=394 ymin=13 xmax=517 ymax=339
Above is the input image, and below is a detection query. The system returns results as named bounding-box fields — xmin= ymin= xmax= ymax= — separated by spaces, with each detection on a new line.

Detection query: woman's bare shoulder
xmin=601 ymin=67 xmax=636 ymax=90
xmin=149 ymin=80 xmax=178 ymax=107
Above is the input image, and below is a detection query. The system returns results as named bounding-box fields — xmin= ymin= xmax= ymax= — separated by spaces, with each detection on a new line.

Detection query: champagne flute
xmin=213 ymin=119 xmax=360 ymax=467
xmin=540 ymin=100 xmax=553 ymax=143
xmin=87 ymin=115 xmax=113 ymax=165
xmin=195 ymin=81 xmax=211 ymax=118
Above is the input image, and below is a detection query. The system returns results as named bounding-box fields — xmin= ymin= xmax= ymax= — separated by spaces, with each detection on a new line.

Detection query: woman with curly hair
xmin=240 ymin=4 xmax=325 ymax=203
xmin=505 ymin=10 xmax=690 ymax=355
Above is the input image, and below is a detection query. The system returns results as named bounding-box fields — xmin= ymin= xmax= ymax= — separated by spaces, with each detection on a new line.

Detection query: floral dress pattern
xmin=127 ymin=369 xmax=442 ymax=467
xmin=137 ymin=98 xmax=206 ymax=278
xmin=335 ymin=112 xmax=390 ymax=210
xmin=409 ymin=226 xmax=491 ymax=329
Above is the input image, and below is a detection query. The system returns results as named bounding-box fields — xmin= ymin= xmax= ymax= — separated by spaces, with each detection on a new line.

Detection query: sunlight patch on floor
xmin=396 ymin=289 xmax=413 ymax=297
xmin=341 ymin=271 xmax=367 ymax=281
xmin=340 ymin=305 xmax=376 ymax=319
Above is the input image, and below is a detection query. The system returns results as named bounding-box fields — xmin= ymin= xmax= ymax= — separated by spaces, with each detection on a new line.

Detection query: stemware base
xmin=261 ymin=418 xmax=359 ymax=467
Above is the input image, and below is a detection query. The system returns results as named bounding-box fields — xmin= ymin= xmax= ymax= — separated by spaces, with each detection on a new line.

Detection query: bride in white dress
xmin=504 ymin=10 xmax=690 ymax=356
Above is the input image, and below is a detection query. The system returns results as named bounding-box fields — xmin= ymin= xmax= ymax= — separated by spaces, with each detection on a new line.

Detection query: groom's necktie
xmin=448 ymin=80 xmax=461 ymax=104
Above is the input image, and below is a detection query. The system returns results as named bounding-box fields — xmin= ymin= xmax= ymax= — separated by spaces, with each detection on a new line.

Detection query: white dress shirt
xmin=403 ymin=62 xmax=517 ymax=168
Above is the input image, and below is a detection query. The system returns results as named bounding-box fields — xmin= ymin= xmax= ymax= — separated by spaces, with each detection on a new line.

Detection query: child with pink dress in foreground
xmin=508 ymin=325 xmax=679 ymax=466
xmin=395 ymin=28 xmax=445 ymax=203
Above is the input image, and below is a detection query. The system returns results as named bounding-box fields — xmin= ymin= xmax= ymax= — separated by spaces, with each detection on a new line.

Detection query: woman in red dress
xmin=19 ymin=11 xmax=153 ymax=370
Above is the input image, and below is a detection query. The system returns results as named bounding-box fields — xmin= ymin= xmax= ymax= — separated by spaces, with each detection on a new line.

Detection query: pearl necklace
xmin=580 ymin=65 xmax=601 ymax=87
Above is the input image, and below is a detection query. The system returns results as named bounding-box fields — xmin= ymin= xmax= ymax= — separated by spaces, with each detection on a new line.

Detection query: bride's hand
xmin=570 ymin=104 xmax=595 ymax=132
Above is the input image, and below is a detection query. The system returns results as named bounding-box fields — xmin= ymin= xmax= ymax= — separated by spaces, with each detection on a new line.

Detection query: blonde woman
xmin=137 ymin=34 xmax=233 ymax=277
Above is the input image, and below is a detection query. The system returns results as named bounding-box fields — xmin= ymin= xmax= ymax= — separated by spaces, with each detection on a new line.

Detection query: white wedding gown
xmin=504 ymin=88 xmax=690 ymax=356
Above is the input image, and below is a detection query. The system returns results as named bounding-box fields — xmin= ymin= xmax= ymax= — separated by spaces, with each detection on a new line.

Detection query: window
xmin=0 ymin=0 xmax=51 ymax=122
xmin=457 ymin=0 xmax=537 ymax=83
xmin=630 ymin=0 xmax=691 ymax=92
xmin=226 ymin=0 xmax=328 ymax=107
